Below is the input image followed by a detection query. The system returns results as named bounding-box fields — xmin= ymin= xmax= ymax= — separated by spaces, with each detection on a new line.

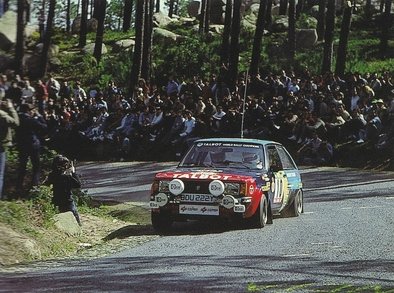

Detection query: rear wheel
xmin=151 ymin=211 xmax=173 ymax=233
xmin=283 ymin=190 xmax=303 ymax=217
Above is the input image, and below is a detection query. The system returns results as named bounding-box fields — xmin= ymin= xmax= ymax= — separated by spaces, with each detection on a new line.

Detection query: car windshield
xmin=179 ymin=142 xmax=265 ymax=170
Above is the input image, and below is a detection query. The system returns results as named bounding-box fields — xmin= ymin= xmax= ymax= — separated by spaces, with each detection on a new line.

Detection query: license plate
xmin=179 ymin=204 xmax=219 ymax=216
xmin=179 ymin=194 xmax=216 ymax=203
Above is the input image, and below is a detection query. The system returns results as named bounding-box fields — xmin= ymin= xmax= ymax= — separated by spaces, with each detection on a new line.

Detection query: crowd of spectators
xmin=1 ymin=68 xmax=394 ymax=168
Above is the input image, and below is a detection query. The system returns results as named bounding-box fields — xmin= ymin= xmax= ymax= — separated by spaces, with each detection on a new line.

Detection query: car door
xmin=265 ymin=144 xmax=288 ymax=211
xmin=276 ymin=145 xmax=302 ymax=207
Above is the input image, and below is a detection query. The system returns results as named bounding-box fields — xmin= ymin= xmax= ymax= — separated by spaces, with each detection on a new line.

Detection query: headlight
xmin=158 ymin=180 xmax=170 ymax=192
xmin=224 ymin=182 xmax=246 ymax=197
xmin=224 ymin=183 xmax=240 ymax=196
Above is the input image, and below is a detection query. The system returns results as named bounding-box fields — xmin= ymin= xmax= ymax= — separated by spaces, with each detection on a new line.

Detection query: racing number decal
xmin=272 ymin=171 xmax=289 ymax=204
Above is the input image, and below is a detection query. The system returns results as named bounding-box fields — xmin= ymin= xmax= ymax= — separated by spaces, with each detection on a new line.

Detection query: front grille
xmin=183 ymin=181 xmax=210 ymax=194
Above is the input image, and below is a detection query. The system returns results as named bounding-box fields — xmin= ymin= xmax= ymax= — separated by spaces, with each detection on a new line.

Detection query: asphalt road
xmin=0 ymin=163 xmax=393 ymax=292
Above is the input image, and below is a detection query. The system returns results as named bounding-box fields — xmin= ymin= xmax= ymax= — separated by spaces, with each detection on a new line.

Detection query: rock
xmin=82 ymin=43 xmax=108 ymax=55
xmin=88 ymin=18 xmax=98 ymax=32
xmin=271 ymin=15 xmax=289 ymax=33
xmin=72 ymin=16 xmax=81 ymax=34
xmin=35 ymin=43 xmax=60 ymax=58
xmin=53 ymin=212 xmax=82 ymax=236
xmin=0 ymin=11 xmax=36 ymax=52
xmin=271 ymin=4 xmax=281 ymax=16
xmin=300 ymin=16 xmax=318 ymax=29
xmin=153 ymin=27 xmax=178 ymax=43
xmin=153 ymin=12 xmax=175 ymax=28
xmin=296 ymin=29 xmax=318 ymax=49
xmin=113 ymin=39 xmax=135 ymax=53
xmin=179 ymin=17 xmax=197 ymax=27
xmin=209 ymin=24 xmax=224 ymax=34
xmin=249 ymin=3 xmax=260 ymax=15
xmin=0 ymin=53 xmax=13 ymax=72
xmin=0 ymin=223 xmax=41 ymax=266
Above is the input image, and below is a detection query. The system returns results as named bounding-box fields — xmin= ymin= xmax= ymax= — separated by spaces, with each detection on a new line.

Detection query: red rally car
xmin=150 ymin=138 xmax=304 ymax=232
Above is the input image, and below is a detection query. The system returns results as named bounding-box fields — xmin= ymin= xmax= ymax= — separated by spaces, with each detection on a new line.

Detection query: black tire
xmin=251 ymin=195 xmax=269 ymax=228
xmin=283 ymin=190 xmax=303 ymax=217
xmin=151 ymin=211 xmax=173 ymax=233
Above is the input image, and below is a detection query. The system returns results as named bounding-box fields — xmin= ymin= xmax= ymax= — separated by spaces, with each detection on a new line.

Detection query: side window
xmin=277 ymin=146 xmax=297 ymax=170
xmin=266 ymin=146 xmax=283 ymax=171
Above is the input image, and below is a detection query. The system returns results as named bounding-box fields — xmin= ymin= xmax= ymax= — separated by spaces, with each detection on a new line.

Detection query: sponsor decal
xmin=209 ymin=180 xmax=225 ymax=196
xmin=173 ymin=173 xmax=232 ymax=180
xmin=197 ymin=142 xmax=259 ymax=148
xmin=169 ymin=179 xmax=184 ymax=195
xmin=179 ymin=204 xmax=219 ymax=216
xmin=249 ymin=185 xmax=255 ymax=195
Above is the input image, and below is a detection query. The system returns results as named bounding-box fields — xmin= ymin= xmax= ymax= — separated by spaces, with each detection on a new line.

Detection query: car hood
xmin=155 ymin=167 xmax=267 ymax=182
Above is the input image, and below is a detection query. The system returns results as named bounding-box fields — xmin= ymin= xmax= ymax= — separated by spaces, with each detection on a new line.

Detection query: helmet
xmin=52 ymin=155 xmax=71 ymax=173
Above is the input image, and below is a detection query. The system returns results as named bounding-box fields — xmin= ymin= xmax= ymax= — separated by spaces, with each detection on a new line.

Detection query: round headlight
xmin=169 ymin=179 xmax=184 ymax=195
xmin=155 ymin=193 xmax=168 ymax=207
xmin=209 ymin=180 xmax=225 ymax=197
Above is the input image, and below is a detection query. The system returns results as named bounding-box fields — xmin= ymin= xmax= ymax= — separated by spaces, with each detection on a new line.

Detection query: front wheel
xmin=251 ymin=195 xmax=272 ymax=228
xmin=151 ymin=211 xmax=173 ymax=233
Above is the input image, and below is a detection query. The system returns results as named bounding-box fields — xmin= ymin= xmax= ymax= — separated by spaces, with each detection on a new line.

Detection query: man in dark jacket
xmin=0 ymin=99 xmax=19 ymax=199
xmin=15 ymin=103 xmax=47 ymax=193
xmin=47 ymin=155 xmax=82 ymax=225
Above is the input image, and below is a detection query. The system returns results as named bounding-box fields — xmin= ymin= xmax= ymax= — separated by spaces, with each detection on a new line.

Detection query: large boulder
xmin=271 ymin=15 xmax=289 ymax=33
xmin=153 ymin=12 xmax=175 ymax=28
xmin=0 ymin=52 xmax=13 ymax=72
xmin=87 ymin=18 xmax=98 ymax=32
xmin=153 ymin=27 xmax=179 ymax=43
xmin=296 ymin=29 xmax=318 ymax=49
xmin=83 ymin=43 xmax=108 ymax=55
xmin=26 ymin=54 xmax=42 ymax=79
xmin=112 ymin=39 xmax=135 ymax=53
xmin=53 ymin=212 xmax=82 ymax=236
xmin=71 ymin=16 xmax=81 ymax=34
xmin=35 ymin=43 xmax=60 ymax=58
xmin=0 ymin=11 xmax=36 ymax=52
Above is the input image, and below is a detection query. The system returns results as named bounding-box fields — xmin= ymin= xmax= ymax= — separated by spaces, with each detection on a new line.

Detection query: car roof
xmin=194 ymin=138 xmax=282 ymax=146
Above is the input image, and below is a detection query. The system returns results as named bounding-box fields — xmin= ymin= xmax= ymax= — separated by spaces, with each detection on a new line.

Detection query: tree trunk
xmin=266 ymin=0 xmax=273 ymax=27
xmin=249 ymin=0 xmax=267 ymax=76
xmin=25 ymin=0 xmax=31 ymax=23
xmin=15 ymin=0 xmax=25 ymax=75
xmin=220 ymin=0 xmax=233 ymax=67
xmin=228 ymin=0 xmax=242 ymax=90
xmin=296 ymin=0 xmax=304 ymax=19
xmin=4 ymin=0 xmax=9 ymax=12
xmin=123 ymin=0 xmax=133 ymax=32
xmin=279 ymin=0 xmax=288 ymax=15
xmin=38 ymin=0 xmax=45 ymax=43
xmin=335 ymin=1 xmax=352 ymax=76
xmin=129 ymin=0 xmax=145 ymax=95
xmin=92 ymin=0 xmax=99 ymax=19
xmin=40 ymin=0 xmax=56 ymax=78
xmin=79 ymin=0 xmax=88 ymax=47
xmin=168 ymin=0 xmax=174 ymax=18
xmin=317 ymin=0 xmax=327 ymax=41
xmin=365 ymin=0 xmax=372 ymax=21
xmin=93 ymin=0 xmax=106 ymax=63
xmin=66 ymin=0 xmax=71 ymax=33
xmin=174 ymin=0 xmax=179 ymax=15
xmin=204 ymin=0 xmax=210 ymax=34
xmin=141 ymin=0 xmax=153 ymax=80
xmin=288 ymin=0 xmax=296 ymax=64
xmin=156 ymin=0 xmax=160 ymax=12
xmin=379 ymin=0 xmax=393 ymax=57
xmin=199 ymin=0 xmax=207 ymax=34
xmin=321 ymin=0 xmax=335 ymax=74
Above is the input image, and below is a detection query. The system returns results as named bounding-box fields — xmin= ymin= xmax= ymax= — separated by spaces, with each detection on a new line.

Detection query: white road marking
xmin=304 ymin=178 xmax=394 ymax=192
xmin=302 ymin=212 xmax=314 ymax=214
xmin=283 ymin=253 xmax=311 ymax=257
xmin=311 ymin=242 xmax=334 ymax=245
xmin=341 ymin=207 xmax=352 ymax=210
xmin=359 ymin=206 xmax=383 ymax=209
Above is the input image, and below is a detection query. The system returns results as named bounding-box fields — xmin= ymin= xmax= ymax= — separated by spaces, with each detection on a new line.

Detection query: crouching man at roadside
xmin=46 ymin=155 xmax=82 ymax=226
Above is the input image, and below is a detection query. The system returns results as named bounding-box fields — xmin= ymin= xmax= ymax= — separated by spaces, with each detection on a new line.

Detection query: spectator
xmin=46 ymin=155 xmax=82 ymax=226
xmin=0 ymin=99 xmax=19 ymax=199
xmin=15 ymin=104 xmax=47 ymax=194
xmin=21 ymin=79 xmax=36 ymax=104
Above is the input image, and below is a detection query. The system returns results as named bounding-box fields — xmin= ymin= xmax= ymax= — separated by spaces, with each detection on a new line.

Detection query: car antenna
xmin=240 ymin=67 xmax=249 ymax=139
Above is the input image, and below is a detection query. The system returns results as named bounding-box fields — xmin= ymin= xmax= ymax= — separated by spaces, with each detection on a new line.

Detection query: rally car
xmin=149 ymin=138 xmax=303 ymax=232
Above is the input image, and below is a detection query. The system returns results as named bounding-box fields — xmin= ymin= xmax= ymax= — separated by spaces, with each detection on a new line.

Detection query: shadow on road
xmin=1 ymin=255 xmax=393 ymax=292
